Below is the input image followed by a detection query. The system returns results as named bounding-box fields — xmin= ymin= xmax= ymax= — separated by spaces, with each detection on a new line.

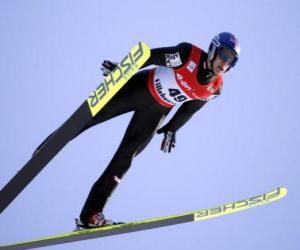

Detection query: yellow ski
xmin=0 ymin=42 xmax=151 ymax=214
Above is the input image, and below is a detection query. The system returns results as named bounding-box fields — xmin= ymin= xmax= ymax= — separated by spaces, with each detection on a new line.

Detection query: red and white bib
xmin=148 ymin=46 xmax=223 ymax=108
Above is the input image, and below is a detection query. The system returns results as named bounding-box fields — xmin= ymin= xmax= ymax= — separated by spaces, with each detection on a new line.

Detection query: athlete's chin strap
xmin=209 ymin=64 xmax=216 ymax=75
xmin=206 ymin=58 xmax=217 ymax=76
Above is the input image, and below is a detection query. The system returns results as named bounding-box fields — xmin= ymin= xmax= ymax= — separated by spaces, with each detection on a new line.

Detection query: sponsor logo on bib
xmin=187 ymin=60 xmax=196 ymax=72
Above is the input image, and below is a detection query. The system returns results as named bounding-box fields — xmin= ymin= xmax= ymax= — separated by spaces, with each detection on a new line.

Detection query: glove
xmin=101 ymin=60 xmax=118 ymax=77
xmin=157 ymin=126 xmax=176 ymax=153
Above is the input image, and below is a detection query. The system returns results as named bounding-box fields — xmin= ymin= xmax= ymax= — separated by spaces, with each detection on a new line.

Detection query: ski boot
xmin=75 ymin=212 xmax=122 ymax=231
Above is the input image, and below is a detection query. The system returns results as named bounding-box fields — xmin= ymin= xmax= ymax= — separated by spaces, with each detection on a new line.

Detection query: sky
xmin=0 ymin=0 xmax=299 ymax=249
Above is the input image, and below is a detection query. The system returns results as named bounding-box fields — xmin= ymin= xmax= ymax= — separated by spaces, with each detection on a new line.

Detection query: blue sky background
xmin=0 ymin=0 xmax=299 ymax=249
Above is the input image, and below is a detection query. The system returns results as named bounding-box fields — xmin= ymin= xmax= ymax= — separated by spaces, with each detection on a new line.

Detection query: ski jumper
xmin=67 ymin=43 xmax=224 ymax=225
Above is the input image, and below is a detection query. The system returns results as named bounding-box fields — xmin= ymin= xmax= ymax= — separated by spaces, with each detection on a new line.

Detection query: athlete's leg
xmin=72 ymin=70 xmax=154 ymax=139
xmin=79 ymin=105 xmax=170 ymax=224
xmin=32 ymin=71 xmax=151 ymax=155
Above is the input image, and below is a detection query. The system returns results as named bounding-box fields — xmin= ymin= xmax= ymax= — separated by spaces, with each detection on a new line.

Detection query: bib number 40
xmin=168 ymin=88 xmax=187 ymax=102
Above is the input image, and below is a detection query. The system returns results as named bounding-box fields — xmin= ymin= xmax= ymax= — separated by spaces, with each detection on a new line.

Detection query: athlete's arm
xmin=142 ymin=42 xmax=192 ymax=68
xmin=157 ymin=100 xmax=207 ymax=153
xmin=100 ymin=43 xmax=192 ymax=76
xmin=162 ymin=100 xmax=207 ymax=132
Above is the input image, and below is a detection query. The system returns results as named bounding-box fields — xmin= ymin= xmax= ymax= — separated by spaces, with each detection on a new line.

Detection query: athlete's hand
xmin=157 ymin=127 xmax=176 ymax=153
xmin=101 ymin=60 xmax=118 ymax=77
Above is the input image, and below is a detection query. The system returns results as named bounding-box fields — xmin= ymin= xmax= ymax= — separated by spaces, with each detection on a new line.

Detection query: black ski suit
xmin=77 ymin=42 xmax=223 ymax=224
xmin=35 ymin=42 xmax=220 ymax=225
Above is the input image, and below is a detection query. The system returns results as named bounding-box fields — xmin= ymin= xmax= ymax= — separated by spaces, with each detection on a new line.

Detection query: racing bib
xmin=148 ymin=45 xmax=223 ymax=108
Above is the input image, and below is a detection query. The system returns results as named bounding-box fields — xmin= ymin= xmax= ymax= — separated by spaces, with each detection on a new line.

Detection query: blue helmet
xmin=208 ymin=32 xmax=240 ymax=69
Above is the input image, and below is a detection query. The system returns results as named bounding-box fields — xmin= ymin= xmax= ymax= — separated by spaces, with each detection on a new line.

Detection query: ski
xmin=0 ymin=187 xmax=287 ymax=250
xmin=0 ymin=42 xmax=151 ymax=213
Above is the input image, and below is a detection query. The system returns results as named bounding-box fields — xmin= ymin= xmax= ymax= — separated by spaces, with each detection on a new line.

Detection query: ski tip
xmin=137 ymin=41 xmax=151 ymax=57
xmin=193 ymin=186 xmax=288 ymax=222
xmin=279 ymin=186 xmax=288 ymax=197
xmin=138 ymin=41 xmax=150 ymax=48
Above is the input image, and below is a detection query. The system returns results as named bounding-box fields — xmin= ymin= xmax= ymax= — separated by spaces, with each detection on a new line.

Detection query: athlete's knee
xmin=134 ymin=135 xmax=154 ymax=157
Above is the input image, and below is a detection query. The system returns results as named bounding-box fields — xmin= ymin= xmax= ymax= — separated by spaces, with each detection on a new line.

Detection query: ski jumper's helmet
xmin=208 ymin=32 xmax=240 ymax=70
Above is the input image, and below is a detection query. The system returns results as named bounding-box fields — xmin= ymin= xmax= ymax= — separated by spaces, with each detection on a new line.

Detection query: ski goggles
xmin=218 ymin=47 xmax=237 ymax=65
